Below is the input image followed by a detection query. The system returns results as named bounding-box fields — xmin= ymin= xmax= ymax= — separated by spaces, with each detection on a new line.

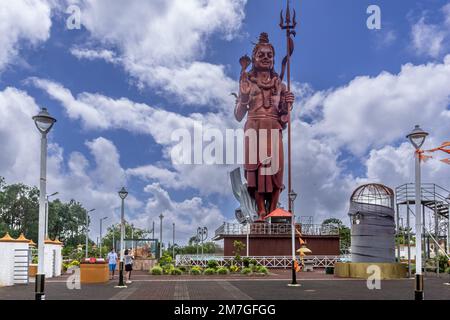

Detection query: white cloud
xmin=310 ymin=55 xmax=450 ymax=155
xmin=0 ymin=87 xmax=42 ymax=183
xmin=410 ymin=4 xmax=450 ymax=58
xmin=0 ymin=0 xmax=53 ymax=72
xmin=137 ymin=182 xmax=229 ymax=244
xmin=70 ymin=48 xmax=119 ymax=64
xmin=67 ymin=0 xmax=246 ymax=109
xmin=411 ymin=17 xmax=446 ymax=58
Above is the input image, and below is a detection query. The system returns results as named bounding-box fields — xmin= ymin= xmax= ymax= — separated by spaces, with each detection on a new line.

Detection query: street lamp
xmin=172 ymin=223 xmax=175 ymax=259
xmin=33 ymin=107 xmax=56 ymax=301
xmin=99 ymin=217 xmax=108 ymax=258
xmin=131 ymin=223 xmax=134 ymax=253
xmin=44 ymin=192 xmax=58 ymax=238
xmin=117 ymin=187 xmax=128 ymax=288
xmin=407 ymin=124 xmax=428 ymax=301
xmin=197 ymin=227 xmax=208 ymax=256
xmin=85 ymin=209 xmax=96 ymax=259
xmin=288 ymin=190 xmax=299 ymax=286
xmin=159 ymin=214 xmax=164 ymax=259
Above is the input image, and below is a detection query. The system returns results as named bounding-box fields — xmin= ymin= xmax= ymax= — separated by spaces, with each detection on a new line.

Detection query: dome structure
xmin=350 ymin=183 xmax=394 ymax=208
xmin=348 ymin=183 xmax=395 ymax=263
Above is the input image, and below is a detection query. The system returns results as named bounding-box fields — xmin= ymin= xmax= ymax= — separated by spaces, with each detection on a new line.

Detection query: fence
xmin=175 ymin=255 xmax=341 ymax=269
xmin=215 ymin=223 xmax=339 ymax=238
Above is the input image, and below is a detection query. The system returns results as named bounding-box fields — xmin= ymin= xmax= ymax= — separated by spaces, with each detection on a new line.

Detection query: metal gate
xmin=13 ymin=249 xmax=30 ymax=284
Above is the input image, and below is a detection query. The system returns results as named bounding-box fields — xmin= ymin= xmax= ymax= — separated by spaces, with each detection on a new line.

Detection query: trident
xmin=279 ymin=0 xmax=297 ymax=213
xmin=280 ymin=0 xmax=300 ymax=287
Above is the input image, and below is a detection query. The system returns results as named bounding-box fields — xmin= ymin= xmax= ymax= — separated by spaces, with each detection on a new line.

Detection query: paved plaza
xmin=1 ymin=270 xmax=449 ymax=300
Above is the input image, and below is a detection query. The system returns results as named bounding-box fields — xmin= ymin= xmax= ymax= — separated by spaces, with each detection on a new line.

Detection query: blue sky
xmin=0 ymin=0 xmax=449 ymax=245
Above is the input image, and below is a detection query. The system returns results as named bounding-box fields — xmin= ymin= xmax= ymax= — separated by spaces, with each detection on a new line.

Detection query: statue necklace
xmin=249 ymin=74 xmax=278 ymax=108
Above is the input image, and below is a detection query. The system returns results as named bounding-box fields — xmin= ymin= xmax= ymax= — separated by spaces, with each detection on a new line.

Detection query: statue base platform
xmin=334 ymin=262 xmax=407 ymax=279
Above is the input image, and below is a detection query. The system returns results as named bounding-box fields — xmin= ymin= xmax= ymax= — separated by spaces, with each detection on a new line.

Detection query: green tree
xmin=321 ymin=218 xmax=351 ymax=254
xmin=102 ymin=222 xmax=150 ymax=251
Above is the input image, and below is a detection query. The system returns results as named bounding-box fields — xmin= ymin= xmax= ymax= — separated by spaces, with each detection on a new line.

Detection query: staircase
xmin=396 ymin=183 xmax=449 ymax=218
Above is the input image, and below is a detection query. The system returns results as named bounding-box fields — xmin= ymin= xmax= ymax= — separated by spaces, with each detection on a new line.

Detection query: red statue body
xmin=235 ymin=33 xmax=295 ymax=221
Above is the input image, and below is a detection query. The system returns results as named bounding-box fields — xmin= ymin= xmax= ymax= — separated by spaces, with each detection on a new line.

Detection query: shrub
xmin=159 ymin=253 xmax=173 ymax=267
xmin=250 ymin=263 xmax=258 ymax=272
xmin=229 ymin=265 xmax=240 ymax=273
xmin=190 ymin=266 xmax=202 ymax=275
xmin=151 ymin=266 xmax=163 ymax=275
xmin=216 ymin=267 xmax=229 ymax=275
xmin=70 ymin=260 xmax=80 ymax=267
xmin=204 ymin=268 xmax=216 ymax=275
xmin=242 ymin=257 xmax=250 ymax=268
xmin=445 ymin=266 xmax=450 ymax=274
xmin=241 ymin=267 xmax=252 ymax=275
xmin=170 ymin=268 xmax=183 ymax=275
xmin=438 ymin=255 xmax=449 ymax=272
xmin=256 ymin=266 xmax=268 ymax=274
xmin=162 ymin=263 xmax=175 ymax=275
xmin=250 ymin=259 xmax=257 ymax=265
xmin=207 ymin=259 xmax=219 ymax=269
xmin=178 ymin=266 xmax=187 ymax=273
xmin=234 ymin=255 xmax=242 ymax=266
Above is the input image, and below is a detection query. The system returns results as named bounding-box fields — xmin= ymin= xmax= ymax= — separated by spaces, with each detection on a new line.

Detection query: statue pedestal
xmin=214 ymin=222 xmax=340 ymax=257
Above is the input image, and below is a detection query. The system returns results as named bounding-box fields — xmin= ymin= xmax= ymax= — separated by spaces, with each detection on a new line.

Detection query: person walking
xmin=124 ymin=249 xmax=134 ymax=284
xmin=107 ymin=248 xmax=118 ymax=280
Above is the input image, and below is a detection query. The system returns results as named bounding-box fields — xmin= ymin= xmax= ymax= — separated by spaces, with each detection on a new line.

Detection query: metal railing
xmin=215 ymin=222 xmax=339 ymax=238
xmin=396 ymin=183 xmax=449 ymax=217
xmin=175 ymin=255 xmax=341 ymax=269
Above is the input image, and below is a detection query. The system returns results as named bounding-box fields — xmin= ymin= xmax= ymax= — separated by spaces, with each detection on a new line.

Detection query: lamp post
xmin=407 ymin=125 xmax=428 ymax=301
xmin=131 ymin=224 xmax=134 ymax=253
xmin=85 ymin=209 xmax=96 ymax=259
xmin=197 ymin=227 xmax=208 ymax=256
xmin=446 ymin=195 xmax=450 ymax=255
xmin=159 ymin=214 xmax=164 ymax=259
xmin=246 ymin=222 xmax=250 ymax=257
xmin=172 ymin=223 xmax=175 ymax=259
xmin=117 ymin=187 xmax=128 ymax=288
xmin=99 ymin=217 xmax=108 ymax=258
xmin=32 ymin=107 xmax=56 ymax=300
xmin=44 ymin=192 xmax=58 ymax=238
xmin=112 ymin=224 xmax=115 ymax=252
xmin=288 ymin=190 xmax=299 ymax=286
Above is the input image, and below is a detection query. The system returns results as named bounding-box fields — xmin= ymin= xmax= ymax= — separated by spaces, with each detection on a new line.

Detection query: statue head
xmin=251 ymin=33 xmax=276 ymax=76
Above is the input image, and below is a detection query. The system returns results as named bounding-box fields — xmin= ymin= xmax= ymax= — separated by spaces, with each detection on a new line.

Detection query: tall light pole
xmin=447 ymin=195 xmax=450 ymax=254
xmin=159 ymin=214 xmax=164 ymax=259
xmin=172 ymin=223 xmax=175 ymax=259
xmin=99 ymin=217 xmax=108 ymax=258
xmin=85 ymin=209 xmax=96 ymax=259
xmin=117 ymin=187 xmax=128 ymax=288
xmin=131 ymin=223 xmax=134 ymax=253
xmin=33 ymin=107 xmax=56 ymax=301
xmin=246 ymin=222 xmax=250 ymax=257
xmin=197 ymin=227 xmax=208 ymax=256
xmin=112 ymin=224 xmax=115 ymax=252
xmin=44 ymin=192 xmax=58 ymax=238
xmin=288 ymin=190 xmax=299 ymax=286
xmin=407 ymin=125 xmax=428 ymax=301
